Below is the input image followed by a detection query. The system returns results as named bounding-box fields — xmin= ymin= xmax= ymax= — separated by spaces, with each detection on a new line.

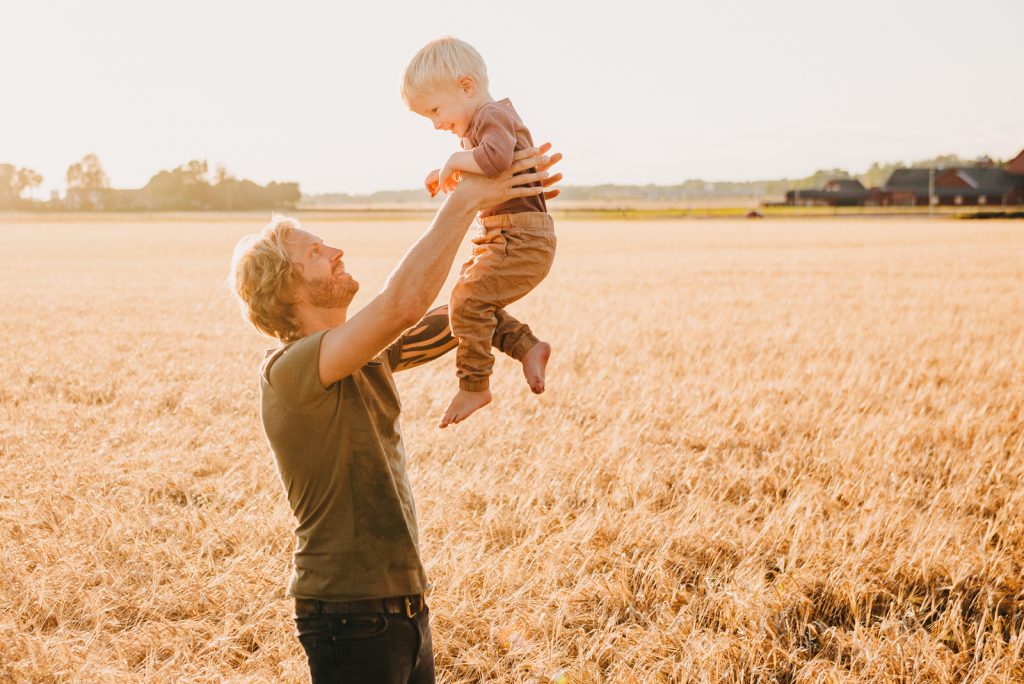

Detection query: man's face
xmin=408 ymin=82 xmax=478 ymax=139
xmin=287 ymin=229 xmax=359 ymax=309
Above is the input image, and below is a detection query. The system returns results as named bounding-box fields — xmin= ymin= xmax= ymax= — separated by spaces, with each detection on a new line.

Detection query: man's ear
xmin=289 ymin=264 xmax=305 ymax=304
xmin=458 ymin=76 xmax=475 ymax=97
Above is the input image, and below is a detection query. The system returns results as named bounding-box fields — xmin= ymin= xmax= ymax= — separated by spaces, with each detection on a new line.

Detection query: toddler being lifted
xmin=402 ymin=36 xmax=556 ymax=428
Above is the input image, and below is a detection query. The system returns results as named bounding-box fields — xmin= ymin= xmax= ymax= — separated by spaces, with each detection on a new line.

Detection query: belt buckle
xmin=405 ymin=596 xmax=419 ymax=618
xmin=294 ymin=599 xmax=318 ymax=617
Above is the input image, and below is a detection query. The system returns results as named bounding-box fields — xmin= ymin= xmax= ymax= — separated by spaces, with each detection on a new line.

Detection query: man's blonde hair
xmin=229 ymin=214 xmax=304 ymax=342
xmin=401 ymin=36 xmax=489 ymax=104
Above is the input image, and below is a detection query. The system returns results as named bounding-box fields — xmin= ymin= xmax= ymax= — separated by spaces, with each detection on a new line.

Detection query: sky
xmin=3 ymin=0 xmax=1023 ymax=196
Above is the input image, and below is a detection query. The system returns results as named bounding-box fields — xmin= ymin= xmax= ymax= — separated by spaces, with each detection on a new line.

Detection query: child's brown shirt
xmin=464 ymin=98 xmax=547 ymax=218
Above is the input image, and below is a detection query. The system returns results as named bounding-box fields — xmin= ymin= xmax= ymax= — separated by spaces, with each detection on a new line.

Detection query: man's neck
xmin=295 ymin=306 xmax=347 ymax=338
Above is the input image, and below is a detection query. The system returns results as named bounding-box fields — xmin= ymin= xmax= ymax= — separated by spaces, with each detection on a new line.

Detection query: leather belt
xmin=295 ymin=594 xmax=426 ymax=619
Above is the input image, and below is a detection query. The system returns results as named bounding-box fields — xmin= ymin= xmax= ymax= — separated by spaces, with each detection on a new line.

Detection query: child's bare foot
xmin=439 ymin=388 xmax=492 ymax=428
xmin=521 ymin=341 xmax=551 ymax=394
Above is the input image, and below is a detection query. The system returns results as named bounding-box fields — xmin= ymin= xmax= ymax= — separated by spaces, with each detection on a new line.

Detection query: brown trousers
xmin=450 ymin=212 xmax=556 ymax=391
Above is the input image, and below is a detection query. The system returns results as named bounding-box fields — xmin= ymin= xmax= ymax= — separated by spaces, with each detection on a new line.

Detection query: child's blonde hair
xmin=401 ymin=36 xmax=489 ymax=104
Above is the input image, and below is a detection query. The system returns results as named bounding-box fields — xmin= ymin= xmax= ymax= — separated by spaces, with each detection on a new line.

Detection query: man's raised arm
xmin=316 ymin=146 xmax=561 ymax=387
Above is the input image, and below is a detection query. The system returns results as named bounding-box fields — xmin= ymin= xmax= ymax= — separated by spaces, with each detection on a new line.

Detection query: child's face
xmin=408 ymin=83 xmax=478 ymax=139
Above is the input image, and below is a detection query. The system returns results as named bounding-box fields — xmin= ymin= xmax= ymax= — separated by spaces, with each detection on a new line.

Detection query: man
xmin=229 ymin=146 xmax=560 ymax=683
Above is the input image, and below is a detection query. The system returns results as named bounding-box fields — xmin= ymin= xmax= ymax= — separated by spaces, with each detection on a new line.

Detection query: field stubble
xmin=0 ymin=218 xmax=1022 ymax=682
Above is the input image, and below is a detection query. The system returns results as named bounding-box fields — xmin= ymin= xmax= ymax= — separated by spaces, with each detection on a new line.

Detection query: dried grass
xmin=0 ymin=218 xmax=1021 ymax=682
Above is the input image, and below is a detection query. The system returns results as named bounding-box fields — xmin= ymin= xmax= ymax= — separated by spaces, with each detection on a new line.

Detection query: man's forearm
xmin=392 ymin=306 xmax=534 ymax=372
xmin=381 ymin=193 xmax=478 ymax=321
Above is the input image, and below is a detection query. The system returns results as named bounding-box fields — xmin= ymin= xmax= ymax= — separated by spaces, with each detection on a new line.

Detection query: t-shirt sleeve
xmin=385 ymin=336 xmax=403 ymax=370
xmin=263 ymin=331 xmax=333 ymax=410
xmin=471 ymin=106 xmax=519 ymax=177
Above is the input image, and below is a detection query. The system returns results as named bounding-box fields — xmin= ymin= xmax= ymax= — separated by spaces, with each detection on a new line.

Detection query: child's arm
xmin=444 ymin=151 xmax=485 ymax=175
xmin=438 ymin=151 xmax=485 ymax=193
xmin=438 ymin=106 xmax=519 ymax=192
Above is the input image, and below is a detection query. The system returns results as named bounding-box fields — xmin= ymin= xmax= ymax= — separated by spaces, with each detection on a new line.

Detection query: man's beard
xmin=303 ymin=273 xmax=359 ymax=309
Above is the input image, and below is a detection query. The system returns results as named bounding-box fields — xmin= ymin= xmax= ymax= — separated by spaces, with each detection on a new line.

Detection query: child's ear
xmin=458 ymin=76 xmax=475 ymax=97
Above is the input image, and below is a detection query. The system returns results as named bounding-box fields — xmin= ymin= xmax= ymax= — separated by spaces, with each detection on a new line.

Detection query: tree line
xmin=0 ymin=164 xmax=44 ymax=207
xmin=0 ymin=154 xmax=300 ymax=211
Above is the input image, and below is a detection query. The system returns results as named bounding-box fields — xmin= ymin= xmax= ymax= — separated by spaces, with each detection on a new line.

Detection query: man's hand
xmin=531 ymin=142 xmax=563 ymax=201
xmin=439 ymin=156 xmax=462 ymax=194
xmin=454 ymin=142 xmax=563 ymax=210
xmin=424 ymin=169 xmax=440 ymax=198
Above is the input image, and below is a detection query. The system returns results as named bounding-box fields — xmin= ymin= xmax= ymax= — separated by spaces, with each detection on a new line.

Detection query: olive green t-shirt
xmin=260 ymin=330 xmax=427 ymax=601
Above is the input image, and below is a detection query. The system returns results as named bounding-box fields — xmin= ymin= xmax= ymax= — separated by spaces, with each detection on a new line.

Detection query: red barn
xmin=881 ymin=165 xmax=1024 ymax=206
xmin=1006 ymin=148 xmax=1024 ymax=176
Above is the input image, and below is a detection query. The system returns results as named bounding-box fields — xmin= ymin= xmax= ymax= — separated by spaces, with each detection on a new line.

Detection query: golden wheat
xmin=0 ymin=217 xmax=1021 ymax=683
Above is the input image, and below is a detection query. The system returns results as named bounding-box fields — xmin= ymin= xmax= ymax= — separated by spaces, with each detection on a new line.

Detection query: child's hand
xmin=439 ymin=158 xmax=462 ymax=194
xmin=424 ymin=169 xmax=441 ymax=198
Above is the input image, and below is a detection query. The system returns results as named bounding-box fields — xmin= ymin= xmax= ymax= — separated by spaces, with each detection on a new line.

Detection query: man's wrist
xmin=442 ymin=186 xmax=479 ymax=217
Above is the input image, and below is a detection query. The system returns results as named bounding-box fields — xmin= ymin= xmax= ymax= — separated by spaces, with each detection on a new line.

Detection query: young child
xmin=402 ymin=36 xmax=556 ymax=428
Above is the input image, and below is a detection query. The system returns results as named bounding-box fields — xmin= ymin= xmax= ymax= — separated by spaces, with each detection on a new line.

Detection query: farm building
xmin=781 ymin=147 xmax=1024 ymax=208
xmin=933 ymin=167 xmax=1023 ymax=206
xmin=880 ymin=169 xmax=934 ymax=206
xmin=1006 ymin=148 xmax=1024 ymax=176
xmin=785 ymin=179 xmax=871 ymax=206
xmin=880 ymin=166 xmax=1024 ymax=206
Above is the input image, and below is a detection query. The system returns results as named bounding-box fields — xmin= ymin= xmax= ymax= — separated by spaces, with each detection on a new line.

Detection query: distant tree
xmin=860 ymin=162 xmax=896 ymax=189
xmin=0 ymin=163 xmax=44 ymax=206
xmin=181 ymin=159 xmax=209 ymax=185
xmin=213 ymin=164 xmax=236 ymax=210
xmin=267 ymin=181 xmax=301 ymax=208
xmin=144 ymin=160 xmax=214 ymax=209
xmin=914 ymin=154 xmax=967 ymax=170
xmin=144 ymin=169 xmax=187 ymax=209
xmin=858 ymin=154 xmax=975 ymax=188
xmin=0 ymin=164 xmax=20 ymax=205
xmin=18 ymin=168 xmax=43 ymax=200
xmin=66 ymin=154 xmax=109 ymax=190
xmin=214 ymin=163 xmax=234 ymax=185
xmin=181 ymin=160 xmax=213 ymax=207
xmin=143 ymin=160 xmax=299 ymax=210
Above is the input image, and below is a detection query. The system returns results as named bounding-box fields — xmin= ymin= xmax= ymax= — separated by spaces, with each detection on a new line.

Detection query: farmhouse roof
xmin=1006 ymin=149 xmax=1024 ymax=175
xmin=882 ymin=168 xmax=932 ymax=192
xmin=953 ymin=168 xmax=1021 ymax=194
xmin=825 ymin=179 xmax=867 ymax=193
xmin=884 ymin=167 xmax=1022 ymax=197
xmin=784 ymin=178 xmax=870 ymax=202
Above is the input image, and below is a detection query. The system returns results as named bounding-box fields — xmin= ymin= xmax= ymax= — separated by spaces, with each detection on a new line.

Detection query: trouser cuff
xmin=459 ymin=378 xmax=490 ymax=392
xmin=509 ymin=333 xmax=540 ymax=362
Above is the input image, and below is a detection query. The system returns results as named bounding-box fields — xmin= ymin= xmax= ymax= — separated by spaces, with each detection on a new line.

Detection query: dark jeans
xmin=294 ymin=604 xmax=434 ymax=683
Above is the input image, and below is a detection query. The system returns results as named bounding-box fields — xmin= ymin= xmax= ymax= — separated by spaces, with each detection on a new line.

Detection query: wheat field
xmin=0 ymin=216 xmax=1021 ymax=683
